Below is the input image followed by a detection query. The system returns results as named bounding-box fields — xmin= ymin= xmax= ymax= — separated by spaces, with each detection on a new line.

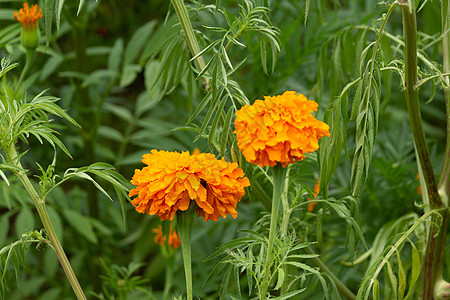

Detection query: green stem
xmin=400 ymin=1 xmax=440 ymax=209
xmin=260 ymin=164 xmax=287 ymax=300
xmin=305 ymin=247 xmax=356 ymax=300
xmin=171 ymin=0 xmax=210 ymax=90
xmin=6 ymin=145 xmax=86 ymax=300
xmin=280 ymin=165 xmax=291 ymax=238
xmin=279 ymin=165 xmax=291 ymax=295
xmin=16 ymin=49 xmax=35 ymax=91
xmin=439 ymin=0 xmax=450 ymax=205
xmin=399 ymin=2 xmax=448 ymax=299
xmin=177 ymin=207 xmax=195 ymax=300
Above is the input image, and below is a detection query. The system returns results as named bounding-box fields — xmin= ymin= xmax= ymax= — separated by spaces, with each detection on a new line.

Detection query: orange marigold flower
xmin=307 ymin=179 xmax=320 ymax=212
xmin=234 ymin=91 xmax=330 ymax=167
xmin=129 ymin=149 xmax=250 ymax=221
xmin=152 ymin=224 xmax=181 ymax=250
xmin=14 ymin=3 xmax=43 ymax=26
xmin=14 ymin=3 xmax=43 ymax=49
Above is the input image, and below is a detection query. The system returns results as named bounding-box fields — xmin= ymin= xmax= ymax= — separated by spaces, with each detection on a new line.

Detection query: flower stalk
xmin=260 ymin=164 xmax=287 ymax=299
xmin=16 ymin=48 xmax=35 ymax=91
xmin=399 ymin=1 xmax=449 ymax=299
xmin=6 ymin=145 xmax=86 ymax=300
xmin=177 ymin=207 xmax=196 ymax=300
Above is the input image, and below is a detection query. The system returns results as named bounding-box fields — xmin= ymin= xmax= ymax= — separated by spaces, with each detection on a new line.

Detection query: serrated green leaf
xmin=15 ymin=208 xmax=35 ymax=238
xmin=396 ymin=249 xmax=406 ymax=300
xmin=0 ymin=170 xmax=9 ymax=186
xmin=273 ymin=289 xmax=306 ymax=300
xmin=55 ymin=0 xmax=65 ymax=32
xmin=120 ymin=64 xmax=142 ymax=88
xmin=124 ymin=20 xmax=157 ymax=65
xmin=386 ymin=261 xmax=397 ymax=299
xmin=274 ymin=267 xmax=284 ymax=290
xmin=207 ymin=94 xmax=228 ymax=150
xmin=372 ymin=279 xmax=379 ymax=300
xmin=77 ymin=0 xmax=85 ymax=15
xmin=63 ymin=209 xmax=97 ymax=244
xmin=98 ymin=125 xmax=123 ymax=143
xmin=44 ymin=0 xmax=54 ymax=46
xmin=404 ymin=241 xmax=420 ymax=300
xmin=219 ymin=265 xmax=232 ymax=299
xmin=108 ymin=38 xmax=123 ymax=73
xmin=220 ymin=106 xmax=234 ymax=157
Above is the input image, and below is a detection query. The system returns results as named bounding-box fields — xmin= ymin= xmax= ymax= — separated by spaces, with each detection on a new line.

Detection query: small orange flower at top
xmin=129 ymin=149 xmax=250 ymax=222
xmin=14 ymin=3 xmax=42 ymax=27
xmin=307 ymin=179 xmax=320 ymax=212
xmin=152 ymin=224 xmax=181 ymax=250
xmin=14 ymin=3 xmax=43 ymax=49
xmin=234 ymin=91 xmax=330 ymax=167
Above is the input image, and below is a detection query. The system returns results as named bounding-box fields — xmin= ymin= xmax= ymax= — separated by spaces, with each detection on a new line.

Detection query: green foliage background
xmin=0 ymin=0 xmax=448 ymax=299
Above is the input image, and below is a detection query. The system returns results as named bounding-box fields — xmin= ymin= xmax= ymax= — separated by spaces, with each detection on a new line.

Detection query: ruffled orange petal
xmin=129 ymin=150 xmax=250 ymax=221
xmin=234 ymin=91 xmax=330 ymax=167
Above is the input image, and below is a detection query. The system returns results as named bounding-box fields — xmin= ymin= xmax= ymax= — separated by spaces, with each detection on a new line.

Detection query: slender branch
xmin=399 ymin=2 xmax=448 ymax=299
xmin=6 ymin=145 xmax=86 ymax=300
xmin=171 ymin=0 xmax=210 ymax=90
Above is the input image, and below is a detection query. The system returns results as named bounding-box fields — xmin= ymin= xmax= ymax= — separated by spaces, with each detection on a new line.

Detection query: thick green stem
xmin=177 ymin=207 xmax=195 ymax=300
xmin=400 ymin=2 xmax=440 ymax=209
xmin=171 ymin=0 xmax=210 ymax=90
xmin=280 ymin=165 xmax=291 ymax=238
xmin=260 ymin=164 xmax=287 ymax=299
xmin=399 ymin=2 xmax=448 ymax=299
xmin=279 ymin=165 xmax=291 ymax=295
xmin=6 ymin=146 xmax=86 ymax=300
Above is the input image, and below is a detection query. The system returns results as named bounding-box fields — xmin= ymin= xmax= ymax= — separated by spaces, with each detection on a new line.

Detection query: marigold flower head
xmin=234 ymin=91 xmax=330 ymax=167
xmin=129 ymin=149 xmax=250 ymax=221
xmin=14 ymin=3 xmax=43 ymax=26
xmin=14 ymin=3 xmax=43 ymax=49
xmin=307 ymin=179 xmax=320 ymax=212
xmin=152 ymin=224 xmax=181 ymax=250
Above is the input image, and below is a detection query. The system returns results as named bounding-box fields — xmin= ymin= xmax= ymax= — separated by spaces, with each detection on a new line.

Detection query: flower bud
xmin=14 ymin=3 xmax=43 ymax=50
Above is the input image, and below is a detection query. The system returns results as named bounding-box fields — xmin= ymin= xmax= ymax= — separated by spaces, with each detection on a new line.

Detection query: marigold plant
xmin=234 ymin=91 xmax=330 ymax=167
xmin=129 ymin=149 xmax=250 ymax=221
